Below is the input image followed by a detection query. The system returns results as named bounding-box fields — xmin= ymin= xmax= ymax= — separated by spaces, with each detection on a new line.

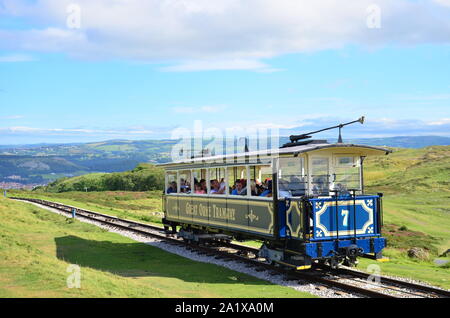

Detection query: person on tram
xmin=167 ymin=181 xmax=177 ymax=194
xmin=194 ymin=182 xmax=206 ymax=194
xmin=210 ymin=179 xmax=225 ymax=194
xmin=231 ymin=180 xmax=243 ymax=195
xmin=260 ymin=180 xmax=272 ymax=197
xmin=199 ymin=179 xmax=207 ymax=192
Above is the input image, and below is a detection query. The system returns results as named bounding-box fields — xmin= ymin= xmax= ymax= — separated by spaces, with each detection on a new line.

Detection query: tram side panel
xmin=206 ymin=197 xmax=229 ymax=229
xmin=165 ymin=195 xmax=179 ymax=221
xmin=226 ymin=197 xmax=249 ymax=233
xmin=164 ymin=195 xmax=276 ymax=239
xmin=283 ymin=199 xmax=306 ymax=240
xmin=191 ymin=196 xmax=210 ymax=227
xmin=246 ymin=199 xmax=274 ymax=237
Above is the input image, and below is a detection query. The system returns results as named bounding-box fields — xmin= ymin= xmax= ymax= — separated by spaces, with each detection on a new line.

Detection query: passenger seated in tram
xmin=250 ymin=180 xmax=258 ymax=196
xmin=194 ymin=182 xmax=206 ymax=194
xmin=219 ymin=178 xmax=227 ymax=193
xmin=199 ymin=179 xmax=207 ymax=192
xmin=231 ymin=180 xmax=243 ymax=195
xmin=255 ymin=180 xmax=264 ymax=195
xmin=333 ymin=183 xmax=350 ymax=196
xmin=290 ymin=176 xmax=306 ymax=196
xmin=210 ymin=179 xmax=225 ymax=194
xmin=180 ymin=178 xmax=191 ymax=193
xmin=278 ymin=180 xmax=292 ymax=198
xmin=167 ymin=181 xmax=177 ymax=194
xmin=312 ymin=176 xmax=327 ymax=196
xmin=259 ymin=179 xmax=272 ymax=197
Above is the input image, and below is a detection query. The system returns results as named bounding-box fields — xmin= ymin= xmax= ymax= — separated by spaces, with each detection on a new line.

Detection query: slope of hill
xmin=365 ymin=146 xmax=450 ymax=194
xmin=348 ymin=136 xmax=450 ymax=148
xmin=278 ymin=135 xmax=450 ymax=148
xmin=364 ymin=146 xmax=450 ymax=256
xmin=1 ymin=136 xmax=449 ymax=188
xmin=40 ymin=163 xmax=165 ymax=193
xmin=0 ymin=140 xmax=175 ymax=187
xmin=10 ymin=146 xmax=450 ymax=288
xmin=0 ymin=196 xmax=311 ymax=297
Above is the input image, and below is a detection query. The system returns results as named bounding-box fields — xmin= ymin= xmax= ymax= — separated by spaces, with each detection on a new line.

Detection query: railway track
xmin=12 ymin=197 xmax=450 ymax=299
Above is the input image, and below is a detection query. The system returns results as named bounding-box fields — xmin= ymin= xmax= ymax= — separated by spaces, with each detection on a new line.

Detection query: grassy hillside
xmin=364 ymin=146 xmax=450 ymax=251
xmin=7 ymin=146 xmax=450 ymax=290
xmin=10 ymin=191 xmax=164 ymax=226
xmin=365 ymin=146 xmax=450 ymax=193
xmin=2 ymin=136 xmax=450 ymax=187
xmin=0 ymin=196 xmax=313 ymax=298
xmin=0 ymin=140 xmax=175 ymax=187
xmin=39 ymin=163 xmax=164 ymax=193
xmin=358 ymin=146 xmax=450 ymax=288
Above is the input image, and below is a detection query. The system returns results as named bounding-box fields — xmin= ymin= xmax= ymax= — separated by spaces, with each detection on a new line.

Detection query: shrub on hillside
xmin=40 ymin=163 xmax=164 ymax=193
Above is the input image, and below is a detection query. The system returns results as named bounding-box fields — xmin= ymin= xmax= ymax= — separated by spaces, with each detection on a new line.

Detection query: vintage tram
xmin=160 ymin=118 xmax=391 ymax=269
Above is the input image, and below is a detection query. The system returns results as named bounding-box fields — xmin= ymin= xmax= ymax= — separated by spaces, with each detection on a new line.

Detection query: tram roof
xmin=158 ymin=142 xmax=392 ymax=169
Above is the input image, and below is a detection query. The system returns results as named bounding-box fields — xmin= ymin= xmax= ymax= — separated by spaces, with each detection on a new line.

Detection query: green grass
xmin=9 ymin=190 xmax=164 ymax=226
xmin=357 ymin=250 xmax=450 ymax=289
xmin=359 ymin=146 xmax=450 ymax=288
xmin=7 ymin=146 xmax=450 ymax=292
xmin=0 ymin=197 xmax=314 ymax=298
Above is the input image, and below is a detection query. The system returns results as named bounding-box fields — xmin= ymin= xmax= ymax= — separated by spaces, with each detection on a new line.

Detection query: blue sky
xmin=0 ymin=0 xmax=449 ymax=144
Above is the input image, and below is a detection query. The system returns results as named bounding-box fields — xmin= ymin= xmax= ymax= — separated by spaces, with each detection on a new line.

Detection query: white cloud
xmin=0 ymin=54 xmax=35 ymax=62
xmin=428 ymin=118 xmax=450 ymax=125
xmin=280 ymin=117 xmax=450 ymax=137
xmin=0 ymin=0 xmax=449 ymax=70
xmin=0 ymin=126 xmax=156 ymax=135
xmin=434 ymin=0 xmax=450 ymax=7
xmin=161 ymin=59 xmax=282 ymax=72
xmin=1 ymin=117 xmax=450 ymax=144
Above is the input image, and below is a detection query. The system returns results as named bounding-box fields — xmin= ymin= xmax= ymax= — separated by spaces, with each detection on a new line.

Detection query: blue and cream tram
xmin=160 ymin=120 xmax=391 ymax=269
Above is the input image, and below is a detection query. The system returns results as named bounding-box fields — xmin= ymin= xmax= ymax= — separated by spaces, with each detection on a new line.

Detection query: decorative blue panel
xmin=310 ymin=196 xmax=379 ymax=241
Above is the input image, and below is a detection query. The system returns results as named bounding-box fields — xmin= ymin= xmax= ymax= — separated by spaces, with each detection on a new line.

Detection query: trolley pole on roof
xmin=289 ymin=116 xmax=365 ymax=144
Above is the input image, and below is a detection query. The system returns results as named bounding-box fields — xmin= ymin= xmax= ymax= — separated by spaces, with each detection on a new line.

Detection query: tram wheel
xmin=343 ymin=257 xmax=358 ymax=267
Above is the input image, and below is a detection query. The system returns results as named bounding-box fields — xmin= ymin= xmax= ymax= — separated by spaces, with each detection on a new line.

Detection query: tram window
xmin=310 ymin=157 xmax=330 ymax=196
xmin=209 ymin=167 xmax=226 ymax=195
xmin=228 ymin=166 xmax=247 ymax=195
xmin=179 ymin=170 xmax=192 ymax=194
xmin=279 ymin=157 xmax=307 ymax=197
xmin=192 ymin=169 xmax=207 ymax=194
xmin=333 ymin=156 xmax=360 ymax=194
xmin=166 ymin=171 xmax=177 ymax=194
xmin=251 ymin=165 xmax=272 ymax=197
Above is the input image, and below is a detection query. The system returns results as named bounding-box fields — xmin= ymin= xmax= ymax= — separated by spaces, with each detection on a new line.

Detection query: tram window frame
xmin=227 ymin=165 xmax=248 ymax=196
xmin=309 ymin=156 xmax=330 ymax=196
xmin=192 ymin=168 xmax=208 ymax=195
xmin=178 ymin=170 xmax=192 ymax=194
xmin=332 ymin=155 xmax=361 ymax=194
xmin=278 ymin=156 xmax=307 ymax=198
xmin=165 ymin=171 xmax=178 ymax=194
xmin=250 ymin=164 xmax=272 ymax=197
xmin=208 ymin=167 xmax=226 ymax=195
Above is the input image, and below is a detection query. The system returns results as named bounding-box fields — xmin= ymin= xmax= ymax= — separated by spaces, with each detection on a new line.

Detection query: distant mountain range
xmin=0 ymin=136 xmax=448 ymax=187
xmin=342 ymin=136 xmax=450 ymax=148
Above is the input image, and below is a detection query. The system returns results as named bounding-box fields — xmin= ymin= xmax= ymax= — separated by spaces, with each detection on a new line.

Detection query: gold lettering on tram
xmin=184 ymin=202 xmax=236 ymax=221
xmin=211 ymin=204 xmax=236 ymax=221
